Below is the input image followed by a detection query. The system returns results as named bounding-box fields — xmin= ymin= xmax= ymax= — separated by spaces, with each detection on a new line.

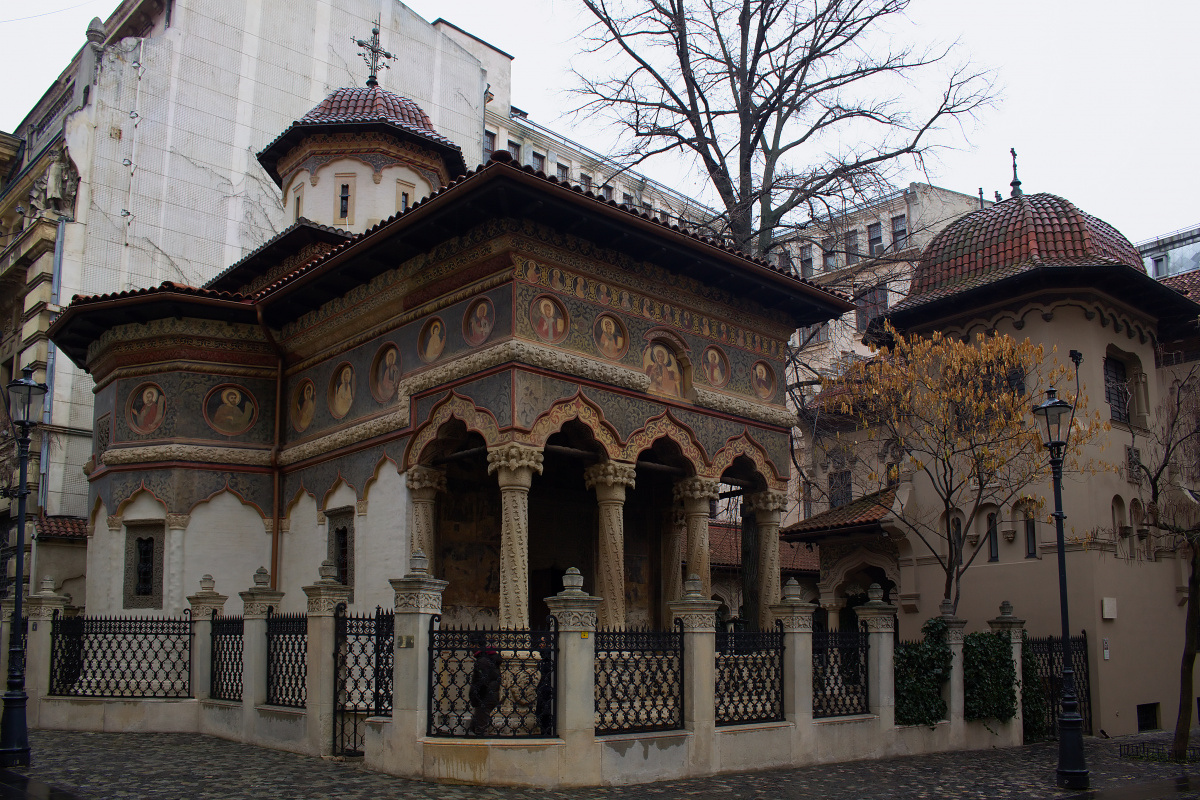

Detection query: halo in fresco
xmin=291 ymin=378 xmax=317 ymax=433
xmin=371 ymin=343 xmax=402 ymax=403
xmin=463 ymin=298 xmax=495 ymax=347
xmin=419 ymin=317 xmax=447 ymax=363
xmin=592 ymin=314 xmax=627 ymax=360
xmin=329 ymin=362 xmax=355 ymax=419
xmin=530 ymin=295 xmax=568 ymax=344
xmin=204 ymin=384 xmax=258 ymax=436
xmin=127 ymin=382 xmax=167 ymax=435
xmin=751 ymin=361 xmax=776 ymax=401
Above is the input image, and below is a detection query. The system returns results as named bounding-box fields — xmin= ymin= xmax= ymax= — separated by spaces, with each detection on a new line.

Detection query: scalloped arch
xmin=405 ymin=392 xmax=502 ymax=469
xmin=187 ymin=484 xmax=269 ymax=519
xmin=708 ymin=433 xmax=785 ymax=489
xmin=113 ymin=485 xmax=169 ymax=519
xmin=817 ymin=547 xmax=900 ymax=600
xmin=619 ymin=411 xmax=708 ymax=474
xmin=521 ymin=393 xmax=622 ymax=458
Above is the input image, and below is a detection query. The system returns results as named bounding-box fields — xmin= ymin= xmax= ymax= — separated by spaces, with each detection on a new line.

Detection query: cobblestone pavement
xmin=10 ymin=729 xmax=1200 ymax=800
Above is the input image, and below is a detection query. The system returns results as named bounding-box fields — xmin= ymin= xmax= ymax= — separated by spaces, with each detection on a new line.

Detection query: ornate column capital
xmin=187 ymin=574 xmax=228 ymax=620
xmin=355 ymin=499 xmax=369 ymax=516
xmin=583 ymin=461 xmax=637 ymax=491
xmin=390 ymin=551 xmax=448 ymax=614
xmin=406 ymin=464 xmax=447 ymax=495
xmin=673 ymin=477 xmax=720 ymax=506
xmin=487 ymin=443 xmax=544 ymax=489
xmin=106 ymin=514 xmax=123 ymax=532
xmin=165 ymin=513 xmax=190 ymax=530
xmin=544 ymin=568 xmax=601 ymax=632
xmin=746 ymin=490 xmax=787 ymax=522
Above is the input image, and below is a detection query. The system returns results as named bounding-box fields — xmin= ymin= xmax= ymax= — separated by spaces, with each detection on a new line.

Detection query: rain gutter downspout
xmin=256 ymin=306 xmax=285 ymax=591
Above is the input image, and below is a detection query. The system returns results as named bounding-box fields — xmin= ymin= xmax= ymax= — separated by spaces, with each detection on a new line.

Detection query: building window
xmin=800 ymin=322 xmax=830 ymax=344
xmin=829 ymin=470 xmax=852 ymax=509
xmin=856 ymin=285 xmax=888 ymax=332
xmin=891 ymin=215 xmax=907 ymax=250
xmin=602 ymin=185 xmax=613 ymax=201
xmin=1104 ymin=357 xmax=1130 ymax=423
xmin=580 ymin=174 xmax=593 ymax=192
xmin=822 ymin=237 xmax=836 ymax=271
xmin=531 ymin=152 xmax=545 ymax=172
xmin=483 ymin=131 xmax=496 ymax=161
xmin=557 ymin=163 xmax=570 ymax=181
xmin=799 ymin=245 xmax=813 ymax=278
xmin=1152 ymin=256 xmax=1166 ymax=277
xmin=844 ymin=230 xmax=859 ymax=266
xmin=339 ymin=185 xmax=349 ymax=218
xmin=507 ymin=140 xmax=521 ymax=161
xmin=641 ymin=201 xmax=653 ymax=215
xmin=622 ymin=192 xmax=634 ymax=206
xmin=776 ymin=250 xmax=793 ymax=273
xmin=327 ymin=508 xmax=355 ymax=601
xmin=1136 ymin=702 xmax=1160 ymax=732
xmin=335 ymin=173 xmax=356 ymax=225
xmin=1024 ymin=513 xmax=1037 ymax=557
xmin=987 ymin=513 xmax=999 ymax=561
xmin=868 ymin=222 xmax=883 ymax=256
xmin=293 ymin=186 xmax=303 ymax=222
xmin=397 ymin=180 xmax=414 ymax=214
xmin=123 ymin=523 xmax=164 ymax=609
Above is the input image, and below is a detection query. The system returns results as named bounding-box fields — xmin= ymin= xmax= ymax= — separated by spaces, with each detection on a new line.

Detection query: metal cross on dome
xmin=353 ymin=18 xmax=396 ymax=87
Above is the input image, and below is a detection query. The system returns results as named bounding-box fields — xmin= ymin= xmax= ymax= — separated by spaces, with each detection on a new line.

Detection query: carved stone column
xmin=165 ymin=513 xmax=189 ymax=615
xmin=303 ymin=560 xmax=353 ymax=756
xmin=240 ymin=567 xmax=284 ymax=732
xmin=673 ymin=477 xmax=720 ymax=598
xmin=820 ymin=597 xmax=846 ymax=631
xmin=545 ymin=567 xmax=602 ymax=779
xmin=487 ymin=443 xmax=544 ymax=630
xmin=988 ymin=600 xmax=1026 ymax=746
xmin=669 ymin=574 xmax=721 ymax=772
xmin=854 ymin=583 xmax=898 ymax=727
xmin=25 ymin=577 xmax=68 ymax=727
xmin=770 ymin=578 xmax=817 ymax=737
xmin=747 ymin=490 xmax=787 ymax=631
xmin=187 ymin=574 xmax=228 ymax=701
xmin=406 ymin=465 xmax=446 ymax=569
xmin=940 ymin=600 xmax=967 ymax=737
xmin=583 ymin=461 xmax=636 ymax=630
xmin=661 ymin=507 xmax=686 ymax=621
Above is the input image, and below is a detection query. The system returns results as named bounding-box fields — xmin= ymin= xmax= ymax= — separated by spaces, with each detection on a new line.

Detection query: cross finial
xmin=353 ymin=17 xmax=396 ymax=87
xmin=1009 ymin=147 xmax=1023 ymax=198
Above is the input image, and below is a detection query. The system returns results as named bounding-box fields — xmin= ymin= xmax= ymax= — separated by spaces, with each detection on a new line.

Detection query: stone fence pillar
xmin=387 ymin=551 xmax=447 ymax=775
xmin=25 ymin=577 xmax=67 ymax=727
xmin=669 ymin=574 xmax=719 ymax=775
xmin=854 ymin=583 xmax=897 ymax=729
xmin=770 ymin=578 xmax=816 ymax=758
xmin=304 ymin=560 xmax=352 ymax=756
xmin=988 ymin=600 xmax=1026 ymax=746
xmin=545 ymin=567 xmax=602 ymax=784
xmin=240 ymin=567 xmax=284 ymax=733
xmin=187 ymin=574 xmax=228 ymax=701
xmin=940 ymin=600 xmax=967 ymax=738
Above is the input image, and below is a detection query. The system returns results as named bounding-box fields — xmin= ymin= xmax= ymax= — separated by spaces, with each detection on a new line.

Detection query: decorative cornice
xmin=673 ymin=612 xmax=717 ymax=631
xmin=550 ymin=609 xmax=597 ymax=630
xmin=390 ymin=575 xmax=448 ymax=614
xmin=27 ymin=601 xmax=68 ymax=619
xmin=280 ymin=407 xmax=409 ymax=466
xmin=102 ymin=444 xmax=273 ymax=467
xmin=857 ymin=613 xmax=897 ymax=632
xmin=583 ymin=461 xmax=637 ymax=490
xmin=694 ymin=386 xmax=795 ymax=426
xmin=92 ymin=361 xmax=276 ymax=392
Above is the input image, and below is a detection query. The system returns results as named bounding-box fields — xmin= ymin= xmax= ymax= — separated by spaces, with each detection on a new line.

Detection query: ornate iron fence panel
xmin=812 ymin=628 xmax=869 ymax=718
xmin=210 ymin=614 xmax=244 ymax=702
xmin=333 ymin=605 xmax=395 ymax=757
xmin=427 ymin=617 xmax=557 ymax=738
xmin=266 ymin=610 xmax=307 ymax=708
xmin=594 ymin=620 xmax=684 ymax=734
xmin=48 ymin=611 xmax=192 ymax=698
xmin=714 ymin=622 xmax=785 ymax=726
xmin=1024 ymin=631 xmax=1092 ymax=739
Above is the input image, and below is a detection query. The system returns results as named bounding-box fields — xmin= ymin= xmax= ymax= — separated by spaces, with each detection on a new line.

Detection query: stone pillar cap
xmin=252 ymin=566 xmax=270 ymax=588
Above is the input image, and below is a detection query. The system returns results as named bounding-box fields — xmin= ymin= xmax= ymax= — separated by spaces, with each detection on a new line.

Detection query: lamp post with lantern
xmin=1032 ymin=349 xmax=1089 ymax=791
xmin=0 ymin=366 xmax=47 ymax=767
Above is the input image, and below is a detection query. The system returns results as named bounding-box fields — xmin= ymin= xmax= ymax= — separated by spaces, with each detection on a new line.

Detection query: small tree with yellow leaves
xmin=817 ymin=323 xmax=1099 ymax=613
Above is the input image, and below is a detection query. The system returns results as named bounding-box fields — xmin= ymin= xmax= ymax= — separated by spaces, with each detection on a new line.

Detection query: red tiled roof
xmin=35 ymin=515 xmax=88 ymax=539
xmin=297 ymin=86 xmax=458 ymax=150
xmin=896 ymin=193 xmax=1143 ymax=312
xmin=67 ymin=281 xmax=250 ymax=308
xmin=780 ymin=486 xmax=897 ymax=538
xmin=1161 ymin=269 xmax=1200 ymax=298
xmin=709 ymin=522 xmax=819 ymax=572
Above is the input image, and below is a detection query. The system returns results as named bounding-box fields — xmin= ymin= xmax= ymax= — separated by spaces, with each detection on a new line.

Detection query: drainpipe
xmin=256 ymin=306 xmax=284 ymax=591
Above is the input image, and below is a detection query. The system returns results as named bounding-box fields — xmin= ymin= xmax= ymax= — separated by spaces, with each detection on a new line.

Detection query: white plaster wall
xmin=357 ymin=464 xmax=410 ymax=611
xmin=284 ymin=159 xmax=433 ymax=234
xmin=84 ymin=502 xmax=113 ymax=614
xmin=183 ymin=491 xmax=271 ymax=614
xmin=278 ymin=492 xmax=319 ymax=614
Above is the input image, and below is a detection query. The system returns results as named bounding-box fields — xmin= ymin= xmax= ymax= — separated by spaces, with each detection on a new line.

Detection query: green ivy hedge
xmin=963 ymin=631 xmax=1017 ymax=722
xmin=894 ymin=617 xmax=952 ymax=728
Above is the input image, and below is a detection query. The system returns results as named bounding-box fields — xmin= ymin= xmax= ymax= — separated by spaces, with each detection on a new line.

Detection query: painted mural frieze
xmin=642 ymin=341 xmax=685 ymax=399
xmin=370 ymin=344 xmax=402 ymax=403
xmin=88 ymin=318 xmax=267 ymax=366
xmin=463 ymin=298 xmax=495 ymax=347
xmin=751 ymin=361 xmax=777 ymax=401
xmin=593 ymin=314 xmax=628 ymax=360
xmin=291 ymin=379 xmax=317 ymax=433
xmin=328 ymin=363 xmax=356 ymax=419
xmin=127 ymin=383 xmax=166 ymax=435
xmin=418 ymin=318 xmax=447 ymax=363
xmin=204 ymin=385 xmax=258 ymax=437
xmin=530 ymin=295 xmax=568 ymax=344
xmin=701 ymin=346 xmax=730 ymax=388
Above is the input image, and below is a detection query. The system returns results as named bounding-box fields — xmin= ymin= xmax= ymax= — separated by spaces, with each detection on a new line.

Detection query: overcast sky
xmin=1 ymin=0 xmax=1195 ymax=243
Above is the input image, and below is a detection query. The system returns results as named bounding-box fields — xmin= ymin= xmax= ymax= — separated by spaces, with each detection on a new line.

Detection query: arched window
xmin=987 ymin=512 xmax=999 ymax=562
xmin=1024 ymin=507 xmax=1038 ymax=558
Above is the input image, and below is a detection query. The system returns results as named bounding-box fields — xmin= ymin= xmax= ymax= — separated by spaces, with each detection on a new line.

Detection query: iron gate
xmin=1024 ymin=630 xmax=1092 ymax=739
xmin=333 ymin=604 xmax=395 ymax=757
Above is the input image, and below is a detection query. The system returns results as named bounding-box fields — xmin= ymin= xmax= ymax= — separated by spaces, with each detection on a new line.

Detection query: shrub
xmin=894 ymin=617 xmax=952 ymax=727
xmin=964 ymin=631 xmax=1017 ymax=722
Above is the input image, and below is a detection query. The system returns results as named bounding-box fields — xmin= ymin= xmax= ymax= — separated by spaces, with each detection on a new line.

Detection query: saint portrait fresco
xmin=752 ymin=361 xmax=776 ymax=400
xmin=530 ymin=296 xmax=567 ymax=344
xmin=205 ymin=384 xmax=257 ymax=436
xmin=592 ymin=314 xmax=627 ymax=360
xmin=701 ymin=346 xmax=729 ymax=388
xmin=643 ymin=343 xmax=683 ymax=399
xmin=596 ymin=283 xmax=612 ymax=307
xmin=463 ymin=299 xmax=494 ymax=347
xmin=371 ymin=344 xmax=402 ymax=403
xmin=291 ymin=379 xmax=316 ymax=433
xmin=419 ymin=317 xmax=447 ymax=363
xmin=127 ymin=383 xmax=167 ymax=435
xmin=329 ymin=363 xmax=355 ymax=419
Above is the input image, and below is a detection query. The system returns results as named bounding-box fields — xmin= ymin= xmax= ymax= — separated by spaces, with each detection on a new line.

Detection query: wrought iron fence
xmin=1024 ymin=631 xmax=1092 ymax=739
xmin=48 ymin=610 xmax=192 ymax=698
xmin=714 ymin=621 xmax=785 ymax=726
xmin=266 ymin=609 xmax=307 ymax=708
xmin=428 ymin=617 xmax=558 ymax=738
xmin=333 ymin=605 xmax=395 ymax=757
xmin=594 ymin=620 xmax=684 ymax=734
xmin=812 ymin=628 xmax=869 ymax=718
xmin=210 ymin=614 xmax=244 ymax=702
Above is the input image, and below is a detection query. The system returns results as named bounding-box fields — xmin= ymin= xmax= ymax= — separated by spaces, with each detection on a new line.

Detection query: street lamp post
xmin=1032 ymin=365 xmax=1089 ymax=790
xmin=0 ymin=366 xmax=47 ymax=767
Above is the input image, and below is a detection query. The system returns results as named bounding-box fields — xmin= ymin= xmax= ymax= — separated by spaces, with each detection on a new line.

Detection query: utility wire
xmin=0 ymin=0 xmax=105 ymax=25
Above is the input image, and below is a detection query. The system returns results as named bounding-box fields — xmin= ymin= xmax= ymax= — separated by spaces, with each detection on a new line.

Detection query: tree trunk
xmin=1172 ymin=544 xmax=1200 ymax=759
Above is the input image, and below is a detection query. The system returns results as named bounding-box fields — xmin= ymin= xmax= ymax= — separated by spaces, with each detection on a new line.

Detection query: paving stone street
xmin=2 ymin=730 xmax=1197 ymax=800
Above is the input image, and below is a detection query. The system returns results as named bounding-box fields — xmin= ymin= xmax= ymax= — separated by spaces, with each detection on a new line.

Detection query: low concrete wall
xmin=38 ymin=697 xmax=199 ymax=733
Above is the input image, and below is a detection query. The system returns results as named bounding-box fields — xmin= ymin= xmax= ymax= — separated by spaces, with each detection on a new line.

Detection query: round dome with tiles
xmin=905 ymin=193 xmax=1143 ymax=306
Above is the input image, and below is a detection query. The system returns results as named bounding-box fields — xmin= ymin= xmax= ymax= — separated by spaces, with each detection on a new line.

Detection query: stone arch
xmin=114 ymin=486 xmax=169 ymax=520
xmin=187 ymin=484 xmax=269 ymax=520
xmin=522 ymin=393 xmax=622 ymax=459
xmin=321 ymin=476 xmax=358 ymax=512
xmin=619 ymin=410 xmax=708 ymax=475
xmin=817 ymin=546 xmax=901 ymax=602
xmin=709 ymin=432 xmax=784 ymax=488
xmin=405 ymin=392 xmax=502 ymax=469
xmin=360 ymin=452 xmax=401 ymax=501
